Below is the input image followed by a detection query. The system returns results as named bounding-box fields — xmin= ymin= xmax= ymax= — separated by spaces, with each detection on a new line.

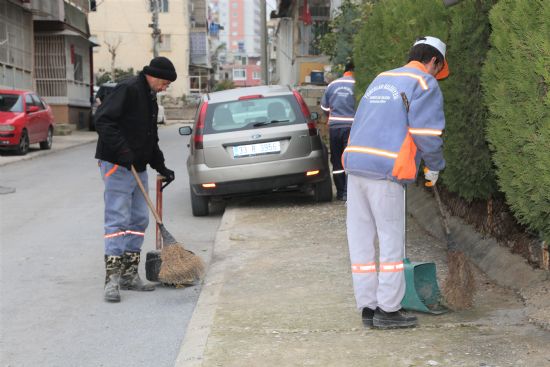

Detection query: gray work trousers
xmin=99 ymin=160 xmax=149 ymax=256
xmin=346 ymin=174 xmax=405 ymax=312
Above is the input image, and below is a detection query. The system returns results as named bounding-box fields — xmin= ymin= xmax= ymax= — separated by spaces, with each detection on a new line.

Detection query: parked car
xmin=90 ymin=82 xmax=166 ymax=129
xmin=0 ymin=89 xmax=55 ymax=155
xmin=180 ymin=85 xmax=332 ymax=216
xmin=89 ymin=82 xmax=117 ymax=131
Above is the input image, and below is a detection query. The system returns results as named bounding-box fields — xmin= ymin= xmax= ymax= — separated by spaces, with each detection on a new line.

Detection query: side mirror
xmin=179 ymin=126 xmax=193 ymax=136
xmin=27 ymin=105 xmax=39 ymax=113
xmin=310 ymin=111 xmax=319 ymax=120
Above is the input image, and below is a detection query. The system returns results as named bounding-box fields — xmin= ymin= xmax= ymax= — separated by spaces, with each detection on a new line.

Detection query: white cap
xmin=413 ymin=36 xmax=449 ymax=80
xmin=413 ymin=36 xmax=446 ymax=58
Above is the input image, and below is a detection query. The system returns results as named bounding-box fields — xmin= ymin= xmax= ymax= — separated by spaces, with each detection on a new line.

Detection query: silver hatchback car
xmin=180 ymin=85 xmax=333 ymax=216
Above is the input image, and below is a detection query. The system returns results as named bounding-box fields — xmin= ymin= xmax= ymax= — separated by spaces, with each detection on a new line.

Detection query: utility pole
xmin=149 ymin=0 xmax=161 ymax=57
xmin=260 ymin=0 xmax=268 ymax=85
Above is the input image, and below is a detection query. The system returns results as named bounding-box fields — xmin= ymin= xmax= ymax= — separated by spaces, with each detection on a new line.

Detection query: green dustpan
xmin=402 ymin=258 xmax=448 ymax=314
xmin=400 ymin=188 xmax=448 ymax=314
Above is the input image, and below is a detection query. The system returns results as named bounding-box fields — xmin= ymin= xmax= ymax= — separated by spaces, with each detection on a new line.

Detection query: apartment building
xmin=88 ymin=0 xmax=191 ymax=97
xmin=0 ymin=0 xmax=33 ymax=90
xmin=1 ymin=0 xmax=94 ymax=128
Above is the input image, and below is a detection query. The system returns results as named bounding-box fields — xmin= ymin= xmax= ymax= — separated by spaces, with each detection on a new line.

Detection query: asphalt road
xmin=0 ymin=124 xmax=222 ymax=367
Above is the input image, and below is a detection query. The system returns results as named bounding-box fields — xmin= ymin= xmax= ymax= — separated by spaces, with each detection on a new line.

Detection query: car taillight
xmin=194 ymin=101 xmax=208 ymax=149
xmin=293 ymin=90 xmax=318 ymax=136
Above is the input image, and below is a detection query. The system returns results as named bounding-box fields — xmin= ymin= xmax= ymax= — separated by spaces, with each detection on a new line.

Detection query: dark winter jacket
xmin=94 ymin=72 xmax=165 ymax=172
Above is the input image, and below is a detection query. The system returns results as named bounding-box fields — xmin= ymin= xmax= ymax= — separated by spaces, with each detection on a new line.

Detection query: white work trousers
xmin=346 ymin=174 xmax=405 ymax=312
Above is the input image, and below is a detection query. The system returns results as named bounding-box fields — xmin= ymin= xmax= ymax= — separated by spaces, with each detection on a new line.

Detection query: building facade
xmin=32 ymin=0 xmax=94 ymax=128
xmin=88 ymin=0 xmax=191 ymax=97
xmin=0 ymin=0 xmax=33 ymax=90
xmin=271 ymin=0 xmax=331 ymax=86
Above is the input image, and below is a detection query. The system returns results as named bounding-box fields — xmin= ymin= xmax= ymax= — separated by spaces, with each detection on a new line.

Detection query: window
xmin=31 ymin=94 xmax=46 ymax=110
xmin=0 ymin=94 xmax=23 ymax=112
xmin=150 ymin=0 xmax=169 ymax=13
xmin=25 ymin=95 xmax=34 ymax=109
xmin=232 ymin=69 xmax=246 ymax=80
xmin=73 ymin=53 xmax=83 ymax=82
xmin=159 ymin=34 xmax=171 ymax=51
xmin=253 ymin=71 xmax=261 ymax=80
xmin=232 ymin=2 xmax=238 ymax=8
xmin=204 ymin=96 xmax=300 ymax=134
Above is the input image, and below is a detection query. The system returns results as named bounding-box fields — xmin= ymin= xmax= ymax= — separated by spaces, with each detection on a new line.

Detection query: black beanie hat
xmin=143 ymin=56 xmax=177 ymax=82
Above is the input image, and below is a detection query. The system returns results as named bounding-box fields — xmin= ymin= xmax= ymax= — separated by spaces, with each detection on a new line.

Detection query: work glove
xmin=158 ymin=166 xmax=175 ymax=184
xmin=118 ymin=149 xmax=134 ymax=170
xmin=423 ymin=167 xmax=439 ymax=187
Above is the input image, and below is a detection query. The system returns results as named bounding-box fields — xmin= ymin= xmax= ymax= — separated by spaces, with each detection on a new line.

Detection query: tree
xmin=104 ymin=37 xmax=122 ymax=82
xmin=439 ymin=0 xmax=497 ymax=200
xmin=96 ymin=68 xmax=135 ymax=85
xmin=316 ymin=0 xmax=370 ymax=74
xmin=481 ymin=0 xmax=550 ymax=241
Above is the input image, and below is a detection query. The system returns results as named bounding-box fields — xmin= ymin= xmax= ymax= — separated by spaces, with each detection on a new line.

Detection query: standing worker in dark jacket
xmin=95 ymin=57 xmax=177 ymax=302
xmin=321 ymin=60 xmax=356 ymax=201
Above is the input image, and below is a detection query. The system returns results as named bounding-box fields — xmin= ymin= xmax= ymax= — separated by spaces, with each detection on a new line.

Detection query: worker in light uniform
xmin=321 ymin=60 xmax=356 ymax=201
xmin=343 ymin=37 xmax=449 ymax=328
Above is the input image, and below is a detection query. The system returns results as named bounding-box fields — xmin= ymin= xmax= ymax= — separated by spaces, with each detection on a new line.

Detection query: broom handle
xmin=404 ymin=186 xmax=407 ymax=259
xmin=131 ymin=165 xmax=163 ymax=225
xmin=433 ymin=185 xmax=451 ymax=236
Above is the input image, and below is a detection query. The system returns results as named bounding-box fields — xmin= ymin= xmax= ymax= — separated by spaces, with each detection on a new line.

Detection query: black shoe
xmin=336 ymin=193 xmax=347 ymax=201
xmin=373 ymin=308 xmax=417 ymax=329
xmin=361 ymin=307 xmax=375 ymax=328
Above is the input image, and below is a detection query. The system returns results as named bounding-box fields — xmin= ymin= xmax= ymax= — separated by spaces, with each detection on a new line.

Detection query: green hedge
xmin=439 ymin=0 xmax=497 ymax=200
xmin=352 ymin=0 xmax=499 ymax=201
xmin=481 ymin=0 xmax=550 ymax=241
xmin=352 ymin=0 xmax=449 ymax=99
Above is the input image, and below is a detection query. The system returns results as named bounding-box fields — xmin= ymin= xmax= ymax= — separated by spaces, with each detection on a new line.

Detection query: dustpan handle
xmin=403 ymin=185 xmax=407 ymax=259
xmin=131 ymin=165 xmax=163 ymax=225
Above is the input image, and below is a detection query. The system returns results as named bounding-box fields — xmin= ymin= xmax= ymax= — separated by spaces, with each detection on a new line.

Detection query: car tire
xmin=313 ymin=173 xmax=333 ymax=202
xmin=190 ymin=187 xmax=209 ymax=216
xmin=15 ymin=129 xmax=30 ymax=155
xmin=39 ymin=127 xmax=53 ymax=150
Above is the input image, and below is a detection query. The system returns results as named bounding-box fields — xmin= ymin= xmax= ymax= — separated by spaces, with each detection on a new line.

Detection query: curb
xmin=407 ymin=184 xmax=548 ymax=290
xmin=0 ymin=132 xmax=97 ymax=168
xmin=174 ymin=208 xmax=237 ymax=367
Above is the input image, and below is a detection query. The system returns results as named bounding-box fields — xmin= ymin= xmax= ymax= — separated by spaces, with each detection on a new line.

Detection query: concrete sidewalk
xmin=176 ymin=191 xmax=550 ymax=367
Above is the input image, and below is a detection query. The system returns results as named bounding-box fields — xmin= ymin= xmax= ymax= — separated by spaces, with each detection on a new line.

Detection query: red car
xmin=0 ymin=89 xmax=55 ymax=155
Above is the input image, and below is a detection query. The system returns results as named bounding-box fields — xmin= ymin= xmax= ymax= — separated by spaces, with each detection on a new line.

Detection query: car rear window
xmin=203 ymin=95 xmax=304 ymax=134
xmin=0 ymin=94 xmax=23 ymax=112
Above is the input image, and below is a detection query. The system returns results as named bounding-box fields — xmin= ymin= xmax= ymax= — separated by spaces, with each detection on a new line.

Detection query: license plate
xmin=233 ymin=141 xmax=281 ymax=158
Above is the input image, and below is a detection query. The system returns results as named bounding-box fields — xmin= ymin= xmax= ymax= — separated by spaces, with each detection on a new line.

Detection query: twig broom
xmin=432 ymin=185 xmax=476 ymax=310
xmin=131 ymin=166 xmax=205 ymax=285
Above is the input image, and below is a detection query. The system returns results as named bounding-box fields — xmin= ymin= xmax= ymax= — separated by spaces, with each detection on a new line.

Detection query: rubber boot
xmin=104 ymin=255 xmax=122 ymax=302
xmin=120 ymin=252 xmax=155 ymax=291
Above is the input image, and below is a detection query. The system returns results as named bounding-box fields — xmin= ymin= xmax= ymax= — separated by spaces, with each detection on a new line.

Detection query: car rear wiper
xmin=253 ymin=119 xmax=290 ymax=127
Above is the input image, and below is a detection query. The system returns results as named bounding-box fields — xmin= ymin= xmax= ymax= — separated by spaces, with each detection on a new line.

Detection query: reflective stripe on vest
xmin=379 ymin=72 xmax=429 ymax=91
xmin=344 ymin=145 xmax=398 ymax=159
